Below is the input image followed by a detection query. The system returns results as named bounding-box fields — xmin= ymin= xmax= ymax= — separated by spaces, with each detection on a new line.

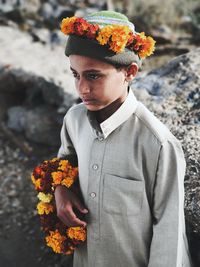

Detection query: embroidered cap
xmin=61 ymin=10 xmax=155 ymax=66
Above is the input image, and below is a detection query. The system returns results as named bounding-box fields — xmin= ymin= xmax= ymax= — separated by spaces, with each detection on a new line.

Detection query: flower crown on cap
xmin=60 ymin=15 xmax=156 ymax=59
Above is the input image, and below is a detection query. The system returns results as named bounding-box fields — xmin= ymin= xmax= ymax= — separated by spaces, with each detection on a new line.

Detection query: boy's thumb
xmin=74 ymin=200 xmax=88 ymax=214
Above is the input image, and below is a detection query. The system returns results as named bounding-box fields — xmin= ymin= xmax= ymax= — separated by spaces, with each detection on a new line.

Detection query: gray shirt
xmin=58 ymin=89 xmax=191 ymax=267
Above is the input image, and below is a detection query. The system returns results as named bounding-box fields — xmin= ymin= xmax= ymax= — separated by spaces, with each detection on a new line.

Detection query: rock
xmin=56 ymin=8 xmax=75 ymax=23
xmin=0 ymin=64 xmax=75 ymax=146
xmin=0 ymin=25 xmax=77 ymax=97
xmin=0 ymin=64 xmax=74 ymax=108
xmin=7 ymin=106 xmax=26 ymax=132
xmin=151 ymin=24 xmax=175 ymax=45
xmin=24 ymin=106 xmax=62 ymax=146
xmin=39 ymin=2 xmax=54 ymax=20
xmin=29 ymin=28 xmax=51 ymax=44
xmin=21 ymin=0 xmax=41 ymax=14
xmin=132 ymin=48 xmax=200 ymax=98
xmin=5 ymin=8 xmax=25 ymax=24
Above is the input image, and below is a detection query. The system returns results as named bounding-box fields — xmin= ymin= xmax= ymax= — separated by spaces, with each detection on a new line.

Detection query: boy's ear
xmin=125 ymin=63 xmax=138 ymax=81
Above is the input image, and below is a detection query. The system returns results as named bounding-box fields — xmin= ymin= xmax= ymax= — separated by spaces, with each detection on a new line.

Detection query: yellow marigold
xmin=61 ymin=16 xmax=77 ymax=35
xmin=67 ymin=227 xmax=86 ymax=242
xmin=37 ymin=201 xmax=54 ymax=215
xmin=96 ymin=25 xmax=131 ymax=53
xmin=58 ymin=159 xmax=69 ymax=171
xmin=96 ymin=25 xmax=113 ymax=45
xmin=50 ymin=157 xmax=59 ymax=162
xmin=137 ymin=32 xmax=156 ymax=59
xmin=61 ymin=177 xmax=74 ymax=188
xmin=31 ymin=174 xmax=41 ymax=190
xmin=45 ymin=230 xmax=67 ymax=254
xmin=109 ymin=25 xmax=131 ymax=53
xmin=52 ymin=171 xmax=63 ymax=185
xmin=37 ymin=192 xmax=53 ymax=203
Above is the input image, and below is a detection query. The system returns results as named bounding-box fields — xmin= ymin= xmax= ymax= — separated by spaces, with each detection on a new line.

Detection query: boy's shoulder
xmin=64 ymin=102 xmax=86 ymax=120
xmin=134 ymin=101 xmax=176 ymax=144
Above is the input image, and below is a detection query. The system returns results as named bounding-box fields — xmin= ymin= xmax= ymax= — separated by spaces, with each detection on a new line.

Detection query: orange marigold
xmin=37 ymin=201 xmax=54 ymax=215
xmin=58 ymin=159 xmax=69 ymax=171
xmin=61 ymin=177 xmax=74 ymax=188
xmin=31 ymin=175 xmax=42 ymax=190
xmin=51 ymin=171 xmax=63 ymax=185
xmin=67 ymin=227 xmax=87 ymax=242
xmin=46 ymin=230 xmax=67 ymax=253
xmin=138 ymin=34 xmax=156 ymax=59
xmin=61 ymin=16 xmax=77 ymax=35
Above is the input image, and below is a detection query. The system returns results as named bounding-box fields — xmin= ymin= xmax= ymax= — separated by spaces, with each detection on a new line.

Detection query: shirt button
xmin=90 ymin=192 xmax=96 ymax=198
xmin=92 ymin=164 xmax=98 ymax=170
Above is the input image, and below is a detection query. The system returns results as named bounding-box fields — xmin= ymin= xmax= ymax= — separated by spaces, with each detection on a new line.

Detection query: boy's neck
xmin=94 ymin=92 xmax=128 ymax=123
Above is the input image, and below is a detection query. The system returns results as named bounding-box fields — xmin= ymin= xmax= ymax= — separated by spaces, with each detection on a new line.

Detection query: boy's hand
xmin=55 ymin=185 xmax=88 ymax=227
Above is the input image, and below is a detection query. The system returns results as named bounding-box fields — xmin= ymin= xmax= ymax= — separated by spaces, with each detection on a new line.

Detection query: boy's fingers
xmin=67 ymin=206 xmax=87 ymax=227
xmin=74 ymin=200 xmax=88 ymax=214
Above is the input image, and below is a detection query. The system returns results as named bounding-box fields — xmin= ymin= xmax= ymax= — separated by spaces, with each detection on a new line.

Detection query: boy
xmin=55 ymin=11 xmax=192 ymax=267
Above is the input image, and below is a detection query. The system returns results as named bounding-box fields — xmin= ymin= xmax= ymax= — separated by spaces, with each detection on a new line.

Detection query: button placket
xmin=90 ymin=192 xmax=96 ymax=198
xmin=92 ymin=164 xmax=99 ymax=170
xmin=87 ymin=137 xmax=107 ymax=241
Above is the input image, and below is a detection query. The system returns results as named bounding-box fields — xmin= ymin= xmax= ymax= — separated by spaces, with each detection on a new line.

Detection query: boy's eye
xmin=87 ymin=73 xmax=100 ymax=80
xmin=72 ymin=72 xmax=80 ymax=79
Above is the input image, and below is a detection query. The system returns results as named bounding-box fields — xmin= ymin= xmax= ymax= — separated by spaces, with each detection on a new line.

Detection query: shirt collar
xmin=99 ymin=89 xmax=138 ymax=138
xmin=87 ymin=89 xmax=138 ymax=139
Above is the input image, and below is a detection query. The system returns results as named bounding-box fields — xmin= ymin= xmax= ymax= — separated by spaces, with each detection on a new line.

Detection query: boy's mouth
xmin=82 ymin=98 xmax=96 ymax=104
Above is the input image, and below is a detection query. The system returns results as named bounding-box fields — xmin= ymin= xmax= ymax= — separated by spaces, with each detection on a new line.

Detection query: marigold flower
xmin=58 ymin=159 xmax=69 ymax=171
xmin=127 ymin=32 xmax=155 ymax=59
xmin=67 ymin=227 xmax=87 ymax=242
xmin=37 ymin=192 xmax=53 ymax=203
xmin=60 ymin=15 xmax=155 ymax=58
xmin=86 ymin=24 xmax=99 ymax=39
xmin=138 ymin=34 xmax=156 ymax=59
xmin=61 ymin=16 xmax=77 ymax=35
xmin=52 ymin=171 xmax=63 ymax=185
xmin=45 ymin=230 xmax=67 ymax=253
xmin=73 ymin=18 xmax=90 ymax=36
xmin=96 ymin=25 xmax=131 ymax=53
xmin=96 ymin=25 xmax=112 ymax=45
xmin=31 ymin=174 xmax=42 ymax=190
xmin=61 ymin=177 xmax=74 ymax=188
xmin=37 ymin=201 xmax=54 ymax=215
xmin=32 ymin=158 xmax=83 ymax=255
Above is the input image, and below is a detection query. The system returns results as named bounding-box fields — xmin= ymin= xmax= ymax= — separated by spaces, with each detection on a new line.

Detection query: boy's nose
xmin=77 ymin=78 xmax=90 ymax=94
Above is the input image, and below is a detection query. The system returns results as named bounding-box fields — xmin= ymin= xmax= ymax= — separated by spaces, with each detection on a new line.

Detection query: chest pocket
xmin=102 ymin=174 xmax=144 ymax=216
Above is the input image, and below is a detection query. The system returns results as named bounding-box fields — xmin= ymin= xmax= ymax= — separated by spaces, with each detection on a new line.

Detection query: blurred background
xmin=0 ymin=0 xmax=199 ymax=266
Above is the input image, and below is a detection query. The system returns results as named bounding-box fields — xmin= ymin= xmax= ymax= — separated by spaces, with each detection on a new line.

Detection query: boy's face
xmin=69 ymin=55 xmax=137 ymax=111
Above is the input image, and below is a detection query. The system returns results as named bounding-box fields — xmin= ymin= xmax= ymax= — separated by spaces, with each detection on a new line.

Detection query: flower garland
xmin=31 ymin=158 xmax=86 ymax=255
xmin=60 ymin=16 xmax=155 ymax=59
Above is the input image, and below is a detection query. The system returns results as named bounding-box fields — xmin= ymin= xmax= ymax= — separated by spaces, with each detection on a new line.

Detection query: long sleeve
xmin=148 ymin=139 xmax=191 ymax=267
xmin=57 ymin=114 xmax=77 ymax=164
